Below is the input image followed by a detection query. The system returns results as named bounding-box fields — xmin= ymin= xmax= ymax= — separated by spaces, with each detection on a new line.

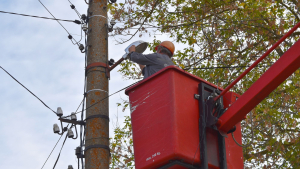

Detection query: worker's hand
xmin=129 ymin=45 xmax=136 ymax=52
xmin=122 ymin=53 xmax=130 ymax=60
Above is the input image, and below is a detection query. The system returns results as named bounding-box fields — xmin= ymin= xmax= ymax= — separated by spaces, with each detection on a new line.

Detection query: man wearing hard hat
xmin=127 ymin=41 xmax=175 ymax=79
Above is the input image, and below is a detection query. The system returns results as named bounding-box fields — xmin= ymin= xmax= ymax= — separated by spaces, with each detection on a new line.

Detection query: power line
xmin=67 ymin=0 xmax=82 ymax=19
xmin=53 ymin=133 xmax=68 ymax=169
xmin=76 ymin=80 xmax=142 ymax=115
xmin=41 ymin=134 xmax=64 ymax=169
xmin=0 ymin=10 xmax=81 ymax=24
xmin=64 ymin=80 xmax=141 ymax=118
xmin=38 ymin=0 xmax=80 ymax=46
xmin=79 ymin=33 xmax=88 ymax=169
xmin=66 ymin=0 xmax=84 ymax=44
xmin=69 ymin=65 xmax=270 ymax=116
xmin=0 ymin=66 xmax=57 ymax=115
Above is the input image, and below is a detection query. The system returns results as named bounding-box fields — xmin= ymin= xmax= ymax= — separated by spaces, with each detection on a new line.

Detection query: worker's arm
xmin=139 ymin=64 xmax=145 ymax=70
xmin=129 ymin=45 xmax=146 ymax=70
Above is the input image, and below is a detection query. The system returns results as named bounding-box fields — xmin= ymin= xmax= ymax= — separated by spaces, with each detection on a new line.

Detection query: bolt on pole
xmin=85 ymin=0 xmax=109 ymax=168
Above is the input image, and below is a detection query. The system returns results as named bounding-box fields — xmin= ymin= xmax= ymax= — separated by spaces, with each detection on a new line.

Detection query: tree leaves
xmin=109 ymin=0 xmax=300 ymax=168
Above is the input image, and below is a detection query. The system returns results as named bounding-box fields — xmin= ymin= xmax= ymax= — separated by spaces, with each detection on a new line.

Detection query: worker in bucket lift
xmin=127 ymin=41 xmax=175 ymax=79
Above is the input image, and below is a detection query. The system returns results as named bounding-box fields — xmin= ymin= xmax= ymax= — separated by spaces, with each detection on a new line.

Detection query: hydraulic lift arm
xmin=216 ymin=22 xmax=300 ymax=134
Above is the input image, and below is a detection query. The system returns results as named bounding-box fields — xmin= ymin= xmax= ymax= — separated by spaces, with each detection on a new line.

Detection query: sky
xmin=0 ymin=0 xmax=164 ymax=168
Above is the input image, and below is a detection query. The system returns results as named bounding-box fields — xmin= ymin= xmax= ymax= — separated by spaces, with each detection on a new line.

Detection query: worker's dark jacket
xmin=130 ymin=52 xmax=174 ymax=79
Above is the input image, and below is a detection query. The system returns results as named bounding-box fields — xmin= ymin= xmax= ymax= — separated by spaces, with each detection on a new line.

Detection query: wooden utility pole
xmin=85 ymin=0 xmax=109 ymax=168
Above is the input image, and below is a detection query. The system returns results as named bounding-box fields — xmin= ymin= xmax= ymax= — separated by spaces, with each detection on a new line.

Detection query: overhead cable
xmin=38 ymin=0 xmax=80 ymax=46
xmin=0 ymin=10 xmax=81 ymax=24
xmin=75 ymin=80 xmax=142 ymax=115
xmin=0 ymin=66 xmax=57 ymax=115
xmin=66 ymin=0 xmax=84 ymax=43
xmin=41 ymin=134 xmax=64 ymax=169
xmin=67 ymin=0 xmax=83 ymax=19
xmin=53 ymin=133 xmax=69 ymax=169
xmin=79 ymin=33 xmax=88 ymax=169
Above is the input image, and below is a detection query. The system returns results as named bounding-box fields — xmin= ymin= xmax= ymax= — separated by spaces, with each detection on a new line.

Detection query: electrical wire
xmin=79 ymin=80 xmax=86 ymax=169
xmin=192 ymin=143 xmax=200 ymax=165
xmin=0 ymin=66 xmax=57 ymax=115
xmin=67 ymin=0 xmax=82 ymax=18
xmin=75 ymin=80 xmax=142 ymax=115
xmin=61 ymin=96 xmax=85 ymax=119
xmin=231 ymin=132 xmax=244 ymax=147
xmin=38 ymin=0 xmax=81 ymax=46
xmin=66 ymin=0 xmax=84 ymax=43
xmin=53 ymin=133 xmax=69 ymax=169
xmin=40 ymin=134 xmax=64 ymax=169
xmin=0 ymin=10 xmax=80 ymax=24
xmin=79 ymin=33 xmax=88 ymax=169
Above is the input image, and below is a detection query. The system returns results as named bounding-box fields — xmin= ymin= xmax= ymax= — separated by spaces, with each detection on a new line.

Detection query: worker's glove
xmin=122 ymin=53 xmax=129 ymax=60
xmin=122 ymin=52 xmax=133 ymax=60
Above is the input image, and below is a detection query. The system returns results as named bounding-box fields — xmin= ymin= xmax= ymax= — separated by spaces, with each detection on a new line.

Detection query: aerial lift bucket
xmin=125 ymin=66 xmax=244 ymax=169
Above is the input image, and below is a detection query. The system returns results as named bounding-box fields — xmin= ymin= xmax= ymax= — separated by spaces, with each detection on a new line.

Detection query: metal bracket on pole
xmin=86 ymin=62 xmax=110 ymax=78
xmin=59 ymin=118 xmax=86 ymax=126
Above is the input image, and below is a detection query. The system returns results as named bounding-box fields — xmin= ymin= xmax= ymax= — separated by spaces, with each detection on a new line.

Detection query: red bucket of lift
xmin=125 ymin=66 xmax=243 ymax=169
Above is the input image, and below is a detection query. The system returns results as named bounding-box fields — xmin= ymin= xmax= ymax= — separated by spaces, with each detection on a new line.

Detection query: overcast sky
xmin=0 ymin=0 xmax=167 ymax=168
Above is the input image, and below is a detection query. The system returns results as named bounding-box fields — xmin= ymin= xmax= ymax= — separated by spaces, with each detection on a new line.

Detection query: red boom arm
xmin=217 ymin=24 xmax=300 ymax=133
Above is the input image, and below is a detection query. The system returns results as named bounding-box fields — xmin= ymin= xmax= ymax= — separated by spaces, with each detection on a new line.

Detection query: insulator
xmin=108 ymin=26 xmax=113 ymax=32
xmin=53 ymin=124 xmax=60 ymax=134
xmin=79 ymin=44 xmax=85 ymax=51
xmin=82 ymin=24 xmax=88 ymax=32
xmin=81 ymin=14 xmax=87 ymax=21
xmin=108 ymin=59 xmax=115 ymax=66
xmin=67 ymin=128 xmax=74 ymax=138
xmin=57 ymin=107 xmax=63 ymax=116
xmin=71 ymin=112 xmax=77 ymax=121
xmin=110 ymin=19 xmax=116 ymax=26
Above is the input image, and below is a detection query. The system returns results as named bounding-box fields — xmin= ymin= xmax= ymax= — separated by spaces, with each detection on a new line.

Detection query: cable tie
xmin=89 ymin=15 xmax=107 ymax=19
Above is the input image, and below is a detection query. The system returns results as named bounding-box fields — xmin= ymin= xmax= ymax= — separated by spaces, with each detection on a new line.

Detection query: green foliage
xmin=109 ymin=0 xmax=300 ymax=168
xmin=110 ymin=116 xmax=134 ymax=168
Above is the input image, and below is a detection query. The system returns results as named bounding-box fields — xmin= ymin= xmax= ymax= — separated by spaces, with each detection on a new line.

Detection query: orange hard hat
xmin=155 ymin=41 xmax=175 ymax=55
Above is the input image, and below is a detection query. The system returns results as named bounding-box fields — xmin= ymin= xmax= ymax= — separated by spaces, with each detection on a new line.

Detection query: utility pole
xmin=85 ymin=0 xmax=109 ymax=168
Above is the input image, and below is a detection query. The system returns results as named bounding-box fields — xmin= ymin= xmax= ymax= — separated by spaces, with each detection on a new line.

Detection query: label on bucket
xmin=146 ymin=152 xmax=161 ymax=161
